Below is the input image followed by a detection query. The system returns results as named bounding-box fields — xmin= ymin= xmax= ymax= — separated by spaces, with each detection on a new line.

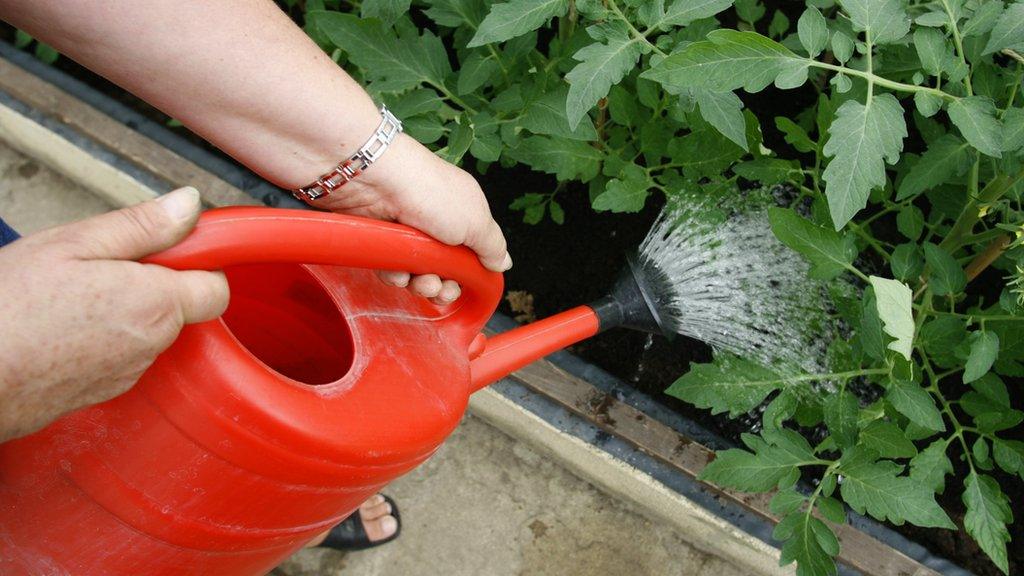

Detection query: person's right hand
xmin=0 ymin=187 xmax=229 ymax=442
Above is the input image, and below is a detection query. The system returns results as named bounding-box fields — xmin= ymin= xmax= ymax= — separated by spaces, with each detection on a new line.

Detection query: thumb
xmin=159 ymin=268 xmax=230 ymax=325
xmin=57 ymin=187 xmax=202 ymax=261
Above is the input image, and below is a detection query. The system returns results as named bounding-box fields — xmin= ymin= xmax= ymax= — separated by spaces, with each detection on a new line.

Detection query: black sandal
xmin=317 ymin=495 xmax=401 ymax=551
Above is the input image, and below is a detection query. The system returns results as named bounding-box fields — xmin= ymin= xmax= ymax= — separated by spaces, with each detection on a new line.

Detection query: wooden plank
xmin=0 ymin=57 xmax=260 ymax=209
xmin=504 ymin=356 xmax=941 ymax=576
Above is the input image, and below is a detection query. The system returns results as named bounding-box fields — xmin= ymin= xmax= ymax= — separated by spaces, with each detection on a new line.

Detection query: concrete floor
xmin=0 ymin=141 xmax=746 ymax=576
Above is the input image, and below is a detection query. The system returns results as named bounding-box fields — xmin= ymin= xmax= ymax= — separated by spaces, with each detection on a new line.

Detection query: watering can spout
xmin=469 ymin=256 xmax=672 ymax=391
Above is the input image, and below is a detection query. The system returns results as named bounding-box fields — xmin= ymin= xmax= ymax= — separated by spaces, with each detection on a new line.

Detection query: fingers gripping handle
xmin=144 ymin=207 xmax=503 ymax=343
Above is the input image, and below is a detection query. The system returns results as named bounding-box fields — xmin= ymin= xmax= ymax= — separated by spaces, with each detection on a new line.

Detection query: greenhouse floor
xmin=0 ymin=141 xmax=748 ymax=576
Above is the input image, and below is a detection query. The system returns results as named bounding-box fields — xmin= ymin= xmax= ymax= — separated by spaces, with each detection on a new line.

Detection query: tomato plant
xmin=298 ymin=0 xmax=1024 ymax=573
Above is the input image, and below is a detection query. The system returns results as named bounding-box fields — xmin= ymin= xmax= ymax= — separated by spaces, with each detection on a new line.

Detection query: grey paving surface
xmin=0 ymin=141 xmax=744 ymax=576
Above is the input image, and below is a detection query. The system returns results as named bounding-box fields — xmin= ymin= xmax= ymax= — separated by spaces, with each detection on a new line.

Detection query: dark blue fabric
xmin=0 ymin=217 xmax=19 ymax=248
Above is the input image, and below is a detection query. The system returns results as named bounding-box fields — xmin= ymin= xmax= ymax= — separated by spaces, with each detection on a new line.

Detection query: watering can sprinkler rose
xmin=0 ymin=207 xmax=673 ymax=575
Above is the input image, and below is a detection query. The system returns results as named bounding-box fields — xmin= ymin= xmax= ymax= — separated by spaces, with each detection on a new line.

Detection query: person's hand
xmin=308 ymin=134 xmax=511 ymax=304
xmin=0 ymin=188 xmax=229 ymax=442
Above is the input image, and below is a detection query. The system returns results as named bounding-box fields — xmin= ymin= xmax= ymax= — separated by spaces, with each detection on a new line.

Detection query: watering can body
xmin=0 ymin=208 xmax=601 ymax=575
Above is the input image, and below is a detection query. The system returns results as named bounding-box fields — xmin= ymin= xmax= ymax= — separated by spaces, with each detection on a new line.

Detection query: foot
xmin=306 ymin=494 xmax=400 ymax=550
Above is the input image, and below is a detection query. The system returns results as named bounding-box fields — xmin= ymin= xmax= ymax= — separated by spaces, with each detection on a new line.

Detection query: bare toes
xmin=430 ymin=279 xmax=461 ymax=305
xmin=378 ymin=271 xmax=411 ymax=287
xmin=360 ymin=500 xmax=392 ymax=521
xmin=363 ymin=515 xmax=398 ymax=542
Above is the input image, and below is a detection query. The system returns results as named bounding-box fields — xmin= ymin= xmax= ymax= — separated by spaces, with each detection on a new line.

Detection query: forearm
xmin=0 ymin=0 xmax=378 ymax=189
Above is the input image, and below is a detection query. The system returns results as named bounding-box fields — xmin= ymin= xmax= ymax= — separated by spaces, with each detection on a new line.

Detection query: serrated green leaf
xmin=861 ymin=421 xmax=918 ymax=458
xmin=896 ymin=135 xmax=971 ymax=200
xmin=361 ymin=0 xmax=411 ymax=24
xmin=442 ymin=117 xmax=474 ymax=163
xmin=825 ymin=391 xmax=860 ymax=448
xmin=310 ymin=12 xmax=451 ymax=91
xmin=457 ymin=51 xmax=499 ymax=95
xmin=695 ymin=89 xmax=748 ymax=150
xmin=521 ymin=87 xmax=599 ymax=141
xmin=964 ymin=331 xmax=1000 ymax=383
xmin=641 ymin=30 xmax=808 ymax=94
xmin=641 ymin=0 xmax=736 ymax=30
xmin=666 ymin=355 xmax=785 ymax=417
xmin=470 ymin=131 xmax=502 ymax=161
xmin=838 ymin=0 xmax=911 ymax=44
xmin=993 ymin=439 xmax=1024 ymax=478
xmin=776 ymin=117 xmax=817 ymax=152
xmin=861 ymin=289 xmax=887 ymax=360
xmin=888 ymin=380 xmax=945 ymax=431
xmin=983 ymin=1 xmax=1024 ymax=55
xmin=839 ymin=448 xmax=955 ymax=528
xmin=818 ymin=496 xmax=847 ymax=524
xmin=566 ymin=29 xmax=644 ymax=130
xmin=769 ymin=207 xmax=856 ymax=279
xmin=914 ymin=91 xmax=943 ymax=117
xmin=947 ymin=96 xmax=1003 ymax=158
xmin=592 ymin=171 xmax=653 ymax=213
xmin=923 ymin=243 xmax=967 ymax=296
xmin=896 ymin=205 xmax=924 ymax=240
xmin=913 ymin=28 xmax=947 ymax=76
xmin=507 ymin=136 xmax=602 ymax=181
xmin=962 ymin=472 xmax=1012 ymax=574
xmin=890 ymin=243 xmax=924 ymax=281
xmin=733 ymin=158 xmax=798 ymax=184
xmin=778 ymin=512 xmax=839 ymax=576
xmin=916 ymin=11 xmax=949 ymax=27
xmin=770 ymin=488 xmax=807 ymax=515
xmin=869 ymin=276 xmax=915 ymax=360
xmin=404 ymin=115 xmax=446 ymax=143
xmin=700 ymin=431 xmax=817 ymax=491
xmin=910 ymin=439 xmax=953 ymax=494
xmin=1001 ymin=106 xmax=1024 ymax=152
xmin=963 ymin=1 xmax=1005 ymax=37
xmin=468 ymin=0 xmax=568 ymax=46
xmin=798 ymin=6 xmax=829 ymax=57
xmin=822 ymin=94 xmax=907 ymax=230
xmin=831 ymin=31 xmax=855 ymax=62
xmin=423 ymin=0 xmax=487 ymax=27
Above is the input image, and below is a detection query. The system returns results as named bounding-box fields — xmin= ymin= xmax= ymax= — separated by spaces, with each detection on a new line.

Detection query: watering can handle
xmin=144 ymin=207 xmax=504 ymax=344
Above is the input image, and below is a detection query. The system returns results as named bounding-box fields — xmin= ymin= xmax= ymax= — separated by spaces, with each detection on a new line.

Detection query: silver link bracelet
xmin=292 ymin=105 xmax=403 ymax=202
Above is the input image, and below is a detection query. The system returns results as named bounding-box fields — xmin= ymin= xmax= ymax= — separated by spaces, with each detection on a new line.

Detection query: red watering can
xmin=0 ymin=207 xmax=668 ymax=575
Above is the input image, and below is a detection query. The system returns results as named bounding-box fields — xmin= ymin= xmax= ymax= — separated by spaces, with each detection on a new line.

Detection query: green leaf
xmin=695 ymin=89 xmax=748 ymax=150
xmin=798 ymin=6 xmax=829 ymax=57
xmin=914 ymin=91 xmax=943 ymax=118
xmin=457 ymin=52 xmax=499 ymax=95
xmin=770 ymin=489 xmax=807 ymax=515
xmin=817 ymin=496 xmax=847 ymax=524
xmin=910 ymin=439 xmax=953 ymax=494
xmin=776 ymin=117 xmax=816 ymax=152
xmin=896 ymin=206 xmax=924 ymax=240
xmin=993 ymin=439 xmax=1024 ymax=478
xmin=521 ymin=87 xmax=599 ymax=141
xmin=964 ymin=331 xmax=1000 ymax=383
xmin=593 ymin=166 xmax=653 ymax=213
xmin=423 ymin=0 xmax=487 ymax=27
xmin=962 ymin=472 xmax=1012 ymax=574
xmin=468 ymin=0 xmax=568 ymax=47
xmin=913 ymin=28 xmax=947 ymax=76
xmin=641 ymin=30 xmax=808 ymax=94
xmin=442 ymin=116 xmax=474 ymax=163
xmin=666 ymin=355 xmax=784 ymax=417
xmin=310 ymin=12 xmax=451 ymax=92
xmin=769 ymin=207 xmax=856 ymax=280
xmin=34 ymin=43 xmax=59 ymax=65
xmin=361 ymin=0 xmax=411 ymax=24
xmin=403 ymin=115 xmax=446 ymax=143
xmin=565 ymin=29 xmax=644 ymax=130
xmin=963 ymin=0 xmax=1005 ymax=37
xmin=733 ymin=158 xmax=798 ymax=184
xmin=700 ymin=431 xmax=817 ymax=491
xmin=839 ymin=448 xmax=955 ymax=529
xmin=868 ymin=276 xmax=915 ymax=361
xmin=947 ymin=96 xmax=1003 ymax=158
xmin=888 ymin=380 xmax=945 ymax=431
xmin=838 ymin=0 xmax=911 ymax=44
xmin=778 ymin=512 xmax=839 ymax=576
xmin=896 ymin=135 xmax=971 ymax=200
xmin=1001 ymin=106 xmax=1024 ymax=152
xmin=923 ymin=243 xmax=967 ymax=296
xmin=824 ymin=391 xmax=859 ymax=448
xmin=983 ymin=1 xmax=1024 ymax=55
xmin=13 ymin=30 xmax=32 ymax=49
xmin=861 ymin=421 xmax=918 ymax=458
xmin=890 ymin=243 xmax=924 ymax=281
xmin=860 ymin=290 xmax=887 ymax=360
xmin=641 ymin=0 xmax=736 ymax=30
xmin=822 ymin=94 xmax=907 ymax=230
xmin=916 ymin=11 xmax=949 ymax=27
xmin=507 ymin=136 xmax=602 ymax=181
xmin=831 ymin=31 xmax=855 ymax=63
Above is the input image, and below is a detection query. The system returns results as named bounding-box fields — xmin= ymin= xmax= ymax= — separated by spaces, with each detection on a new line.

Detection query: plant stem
xmin=811 ymin=62 xmax=954 ymax=100
xmin=940 ymin=170 xmax=1024 ymax=251
xmin=964 ymin=235 xmax=1012 ymax=282
xmin=607 ymin=0 xmax=667 ymax=57
xmin=940 ymin=0 xmax=973 ymax=96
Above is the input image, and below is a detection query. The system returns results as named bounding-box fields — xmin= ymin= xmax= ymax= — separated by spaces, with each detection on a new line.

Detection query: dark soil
xmin=2 ymin=24 xmax=1021 ymax=575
